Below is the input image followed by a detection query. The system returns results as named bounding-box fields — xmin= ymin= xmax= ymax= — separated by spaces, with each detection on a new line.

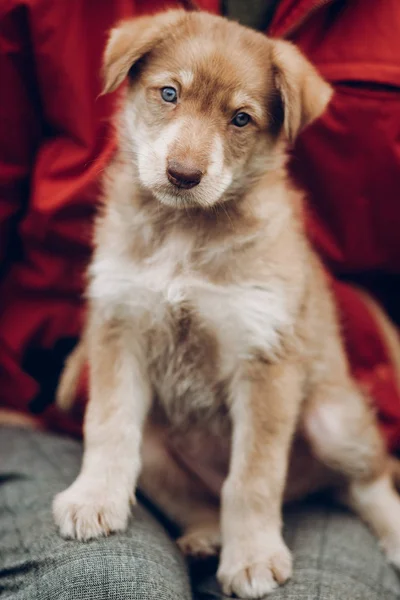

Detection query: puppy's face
xmin=103 ymin=11 xmax=332 ymax=209
xmin=126 ymin=30 xmax=282 ymax=209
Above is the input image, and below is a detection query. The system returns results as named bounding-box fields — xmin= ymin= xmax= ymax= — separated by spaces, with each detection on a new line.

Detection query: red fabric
xmin=1 ymin=0 xmax=399 ymax=449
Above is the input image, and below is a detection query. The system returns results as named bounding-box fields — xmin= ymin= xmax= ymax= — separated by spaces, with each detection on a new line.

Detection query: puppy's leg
xmin=218 ymin=362 xmax=301 ymax=599
xmin=177 ymin=523 xmax=221 ymax=560
xmin=140 ymin=423 xmax=221 ymax=559
xmin=304 ymin=383 xmax=400 ymax=567
xmin=347 ymin=473 xmax=400 ymax=568
xmin=53 ymin=320 xmax=151 ymax=540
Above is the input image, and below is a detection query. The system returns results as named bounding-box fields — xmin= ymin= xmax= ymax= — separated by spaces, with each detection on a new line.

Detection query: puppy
xmin=53 ymin=9 xmax=400 ymax=598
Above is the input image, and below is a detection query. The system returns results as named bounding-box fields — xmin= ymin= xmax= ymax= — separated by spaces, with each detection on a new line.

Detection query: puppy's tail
xmin=56 ymin=338 xmax=86 ymax=412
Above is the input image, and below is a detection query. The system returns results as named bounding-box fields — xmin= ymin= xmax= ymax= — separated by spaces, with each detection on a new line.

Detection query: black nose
xmin=167 ymin=160 xmax=203 ymax=189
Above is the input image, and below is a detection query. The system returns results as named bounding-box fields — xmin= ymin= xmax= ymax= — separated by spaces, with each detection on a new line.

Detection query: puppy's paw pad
xmin=218 ymin=543 xmax=292 ymax=599
xmin=53 ymin=486 xmax=130 ymax=541
xmin=177 ymin=528 xmax=221 ymax=559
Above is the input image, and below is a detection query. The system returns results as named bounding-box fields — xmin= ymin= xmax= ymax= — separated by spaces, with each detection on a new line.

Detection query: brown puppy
xmin=53 ymin=10 xmax=400 ymax=598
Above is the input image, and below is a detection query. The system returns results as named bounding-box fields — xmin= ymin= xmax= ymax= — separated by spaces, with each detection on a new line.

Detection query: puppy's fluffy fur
xmin=53 ymin=10 xmax=400 ymax=598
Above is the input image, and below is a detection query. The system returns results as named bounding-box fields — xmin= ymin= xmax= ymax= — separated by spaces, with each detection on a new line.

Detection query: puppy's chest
xmin=126 ymin=258 xmax=229 ymax=423
xmin=91 ymin=238 xmax=290 ymax=422
xmin=149 ymin=298 xmax=225 ymax=426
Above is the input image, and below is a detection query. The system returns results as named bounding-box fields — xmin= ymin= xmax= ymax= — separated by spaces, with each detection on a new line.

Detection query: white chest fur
xmin=88 ymin=228 xmax=291 ymax=417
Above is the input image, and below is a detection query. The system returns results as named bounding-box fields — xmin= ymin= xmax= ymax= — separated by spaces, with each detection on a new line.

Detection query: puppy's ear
xmin=102 ymin=10 xmax=186 ymax=94
xmin=271 ymin=39 xmax=333 ymax=143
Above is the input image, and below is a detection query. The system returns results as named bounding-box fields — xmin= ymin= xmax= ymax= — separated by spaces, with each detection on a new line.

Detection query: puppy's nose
xmin=167 ymin=160 xmax=202 ymax=189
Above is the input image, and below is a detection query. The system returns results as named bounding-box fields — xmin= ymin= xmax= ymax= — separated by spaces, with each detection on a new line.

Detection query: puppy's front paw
xmin=53 ymin=482 xmax=131 ymax=541
xmin=217 ymin=536 xmax=292 ymax=599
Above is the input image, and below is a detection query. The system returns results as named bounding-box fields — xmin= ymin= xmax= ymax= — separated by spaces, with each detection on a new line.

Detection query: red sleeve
xmin=0 ymin=0 xmax=131 ymax=420
xmin=0 ymin=3 xmax=41 ymax=269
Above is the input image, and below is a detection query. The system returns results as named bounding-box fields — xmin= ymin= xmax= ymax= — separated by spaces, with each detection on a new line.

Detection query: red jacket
xmin=1 ymin=0 xmax=400 ymax=447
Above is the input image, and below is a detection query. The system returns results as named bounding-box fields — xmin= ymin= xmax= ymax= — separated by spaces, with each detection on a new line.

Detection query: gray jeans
xmin=1 ymin=426 xmax=399 ymax=600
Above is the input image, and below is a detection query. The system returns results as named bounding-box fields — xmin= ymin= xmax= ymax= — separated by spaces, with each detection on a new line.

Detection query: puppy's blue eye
xmin=232 ymin=112 xmax=251 ymax=127
xmin=161 ymin=86 xmax=177 ymax=103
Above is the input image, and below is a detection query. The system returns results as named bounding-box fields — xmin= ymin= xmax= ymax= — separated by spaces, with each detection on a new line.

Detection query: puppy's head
xmin=103 ymin=10 xmax=332 ymax=209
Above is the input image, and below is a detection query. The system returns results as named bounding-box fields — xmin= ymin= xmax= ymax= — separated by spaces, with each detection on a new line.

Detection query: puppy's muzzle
xmin=167 ymin=160 xmax=203 ymax=189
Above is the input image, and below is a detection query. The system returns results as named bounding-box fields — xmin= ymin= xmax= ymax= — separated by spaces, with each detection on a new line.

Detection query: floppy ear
xmin=271 ymin=39 xmax=333 ymax=143
xmin=102 ymin=10 xmax=187 ymax=94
